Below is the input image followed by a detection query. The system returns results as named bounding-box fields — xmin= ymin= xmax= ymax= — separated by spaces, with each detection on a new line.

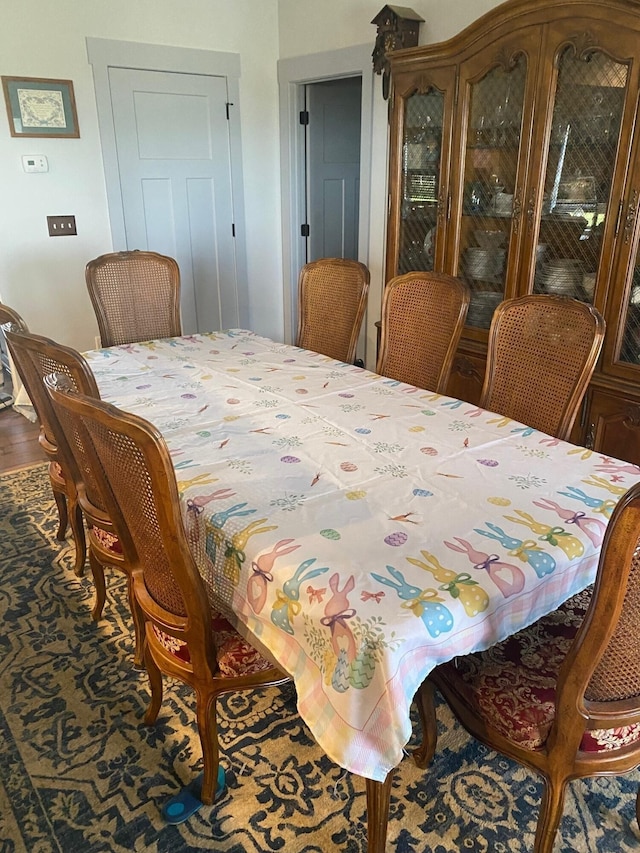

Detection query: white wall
xmin=0 ymin=0 xmax=282 ymax=351
xmin=0 ymin=0 xmax=505 ymax=358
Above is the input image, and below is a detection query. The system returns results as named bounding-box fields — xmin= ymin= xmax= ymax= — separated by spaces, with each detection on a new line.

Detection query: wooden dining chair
xmin=0 ymin=302 xmax=28 ymax=333
xmin=85 ymin=250 xmax=182 ymax=347
xmin=49 ymin=381 xmax=290 ymax=810
xmin=2 ymin=327 xmax=98 ymax=576
xmin=43 ymin=372 xmax=143 ymax=667
xmin=296 ymin=257 xmax=370 ymax=363
xmin=376 ymin=272 xmax=470 ymax=393
xmin=479 ymin=294 xmax=605 ymax=440
xmin=414 ymin=479 xmax=640 ymax=852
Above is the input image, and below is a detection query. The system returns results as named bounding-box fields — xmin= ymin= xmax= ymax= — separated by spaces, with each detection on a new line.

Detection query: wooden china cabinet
xmin=385 ymin=0 xmax=640 ymax=464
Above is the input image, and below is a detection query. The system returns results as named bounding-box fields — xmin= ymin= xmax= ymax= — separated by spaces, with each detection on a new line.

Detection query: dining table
xmin=83 ymin=328 xmax=640 ymax=852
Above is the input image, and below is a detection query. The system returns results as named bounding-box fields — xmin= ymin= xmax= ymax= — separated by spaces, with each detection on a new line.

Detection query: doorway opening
xmin=303 ymin=77 xmax=362 ymax=264
xmin=278 ymin=45 xmax=374 ymax=357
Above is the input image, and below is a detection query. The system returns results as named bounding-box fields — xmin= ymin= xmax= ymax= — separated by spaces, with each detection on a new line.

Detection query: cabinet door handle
xmin=624 ymin=189 xmax=639 ymax=244
xmin=585 ymin=423 xmax=595 ymax=450
xmin=526 ymin=187 xmax=537 ymax=234
xmin=512 ymin=187 xmax=523 ymax=233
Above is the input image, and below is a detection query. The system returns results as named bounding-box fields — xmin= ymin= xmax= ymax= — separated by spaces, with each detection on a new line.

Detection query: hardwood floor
xmin=0 ymin=405 xmax=44 ymax=473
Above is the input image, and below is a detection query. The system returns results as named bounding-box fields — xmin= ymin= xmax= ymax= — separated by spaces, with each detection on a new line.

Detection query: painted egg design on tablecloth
xmin=338 ymin=393 xmax=354 ymax=398
xmin=346 ymin=490 xmax=366 ymax=500
xmin=276 ymin=414 xmax=290 ymax=419
xmin=223 ymin=415 xmax=240 ymax=422
xmin=384 ymin=531 xmax=408 ymax=547
xmin=320 ymin=529 xmax=341 ymax=541
xmin=181 ymin=393 xmax=196 ymax=399
xmin=284 ymin=359 xmax=295 ymax=363
xmin=355 ymin=428 xmax=371 ymax=435
xmin=421 ymin=447 xmax=438 ymax=456
xmin=281 ymin=456 xmax=301 ymax=463
xmin=136 ymin=384 xmax=151 ymax=390
xmin=227 ymin=398 xmax=240 ymax=404
xmin=249 ymin=377 xmax=262 ymax=381
xmin=477 ymin=459 xmax=499 ymax=467
xmin=488 ymin=496 xmax=511 ymax=506
xmin=296 ymin=388 xmax=309 ymax=394
xmin=421 ymin=410 xmax=436 ymax=416
xmin=413 ymin=488 xmax=433 ymax=497
xmin=294 ymin=375 xmax=306 ymax=380
xmin=197 ymin=431 xmax=211 ymax=438
xmin=340 ymin=462 xmax=357 ymax=472
xmin=409 ymin=425 xmax=425 ymax=432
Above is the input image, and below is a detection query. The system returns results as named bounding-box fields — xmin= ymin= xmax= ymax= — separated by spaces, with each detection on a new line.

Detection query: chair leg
xmin=88 ymin=548 xmax=107 ymax=621
xmin=51 ymin=484 xmax=68 ymax=541
xmin=143 ymin=642 xmax=163 ymax=726
xmin=534 ymin=772 xmax=567 ymax=853
xmin=413 ymin=678 xmax=438 ymax=769
xmin=195 ymin=690 xmax=221 ymax=805
xmin=126 ymin=576 xmax=146 ymax=669
xmin=69 ymin=499 xmax=87 ymax=577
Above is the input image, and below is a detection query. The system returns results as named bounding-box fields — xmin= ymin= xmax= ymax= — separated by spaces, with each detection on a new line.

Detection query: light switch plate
xmin=22 ymin=155 xmax=48 ymax=173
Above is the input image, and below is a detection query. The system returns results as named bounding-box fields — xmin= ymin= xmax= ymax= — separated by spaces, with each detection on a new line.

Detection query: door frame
xmin=278 ymin=45 xmax=374 ymax=349
xmin=86 ymin=37 xmax=248 ymax=307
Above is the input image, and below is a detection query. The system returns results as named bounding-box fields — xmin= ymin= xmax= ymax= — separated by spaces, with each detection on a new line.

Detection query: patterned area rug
xmin=1 ymin=463 xmax=639 ymax=853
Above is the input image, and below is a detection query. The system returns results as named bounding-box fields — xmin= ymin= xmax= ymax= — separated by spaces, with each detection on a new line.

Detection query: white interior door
xmin=109 ymin=67 xmax=239 ymax=334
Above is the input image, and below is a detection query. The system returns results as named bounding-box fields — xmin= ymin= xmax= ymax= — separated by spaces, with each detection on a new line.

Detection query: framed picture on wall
xmin=1 ymin=76 xmax=80 ymax=138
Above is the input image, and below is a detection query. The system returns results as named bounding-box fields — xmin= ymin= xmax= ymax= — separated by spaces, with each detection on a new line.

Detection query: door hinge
xmin=299 ymin=110 xmax=309 ymax=126
xmin=232 ymin=223 xmax=236 ymax=237
xmin=301 ymin=223 xmax=310 ymax=237
xmin=225 ymin=102 xmax=234 ymax=120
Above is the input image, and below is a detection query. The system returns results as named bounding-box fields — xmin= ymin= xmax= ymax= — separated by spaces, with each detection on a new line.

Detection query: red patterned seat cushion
xmin=90 ymin=526 xmax=123 ymax=555
xmin=437 ymin=588 xmax=640 ymax=753
xmin=153 ymin=614 xmax=274 ymax=678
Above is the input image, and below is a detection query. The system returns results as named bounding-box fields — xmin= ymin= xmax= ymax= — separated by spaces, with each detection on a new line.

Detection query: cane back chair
xmin=43 ymin=370 xmax=143 ymax=666
xmin=3 ymin=328 xmax=99 ymax=576
xmin=480 ymin=294 xmax=605 ymax=440
xmin=376 ymin=272 xmax=470 ymax=393
xmin=49 ymin=383 xmax=290 ymax=806
xmin=0 ymin=302 xmax=28 ymax=333
xmin=85 ymin=250 xmax=182 ymax=347
xmin=415 ymin=480 xmax=640 ymax=852
xmin=296 ymin=257 xmax=370 ymax=363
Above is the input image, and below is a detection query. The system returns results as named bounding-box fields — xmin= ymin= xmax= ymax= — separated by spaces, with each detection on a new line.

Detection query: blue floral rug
xmin=1 ymin=463 xmax=638 ymax=852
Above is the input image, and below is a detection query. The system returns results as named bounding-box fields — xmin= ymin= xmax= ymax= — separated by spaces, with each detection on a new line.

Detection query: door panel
xmin=109 ymin=67 xmax=239 ymax=334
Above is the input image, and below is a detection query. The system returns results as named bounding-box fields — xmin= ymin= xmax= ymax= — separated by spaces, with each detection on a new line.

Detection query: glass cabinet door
xmin=458 ymin=56 xmax=528 ymax=328
xmin=534 ymin=46 xmax=628 ymax=303
xmin=397 ymin=87 xmax=445 ymax=274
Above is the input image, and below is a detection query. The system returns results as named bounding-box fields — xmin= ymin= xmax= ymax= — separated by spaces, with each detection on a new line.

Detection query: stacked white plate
xmin=539 ymin=259 xmax=582 ymax=294
xmin=463 ymin=247 xmax=506 ymax=279
xmin=467 ymin=291 xmax=502 ymax=326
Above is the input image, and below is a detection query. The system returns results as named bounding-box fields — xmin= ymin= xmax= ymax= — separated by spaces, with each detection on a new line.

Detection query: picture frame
xmin=1 ymin=76 xmax=79 ymax=138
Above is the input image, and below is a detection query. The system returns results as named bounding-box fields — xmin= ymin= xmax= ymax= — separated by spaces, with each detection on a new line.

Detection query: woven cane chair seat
xmin=376 ymin=272 xmax=470 ymax=393
xmin=296 ymin=258 xmax=370 ymax=363
xmin=480 ymin=294 xmax=605 ymax=440
xmin=85 ymin=250 xmax=182 ymax=347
